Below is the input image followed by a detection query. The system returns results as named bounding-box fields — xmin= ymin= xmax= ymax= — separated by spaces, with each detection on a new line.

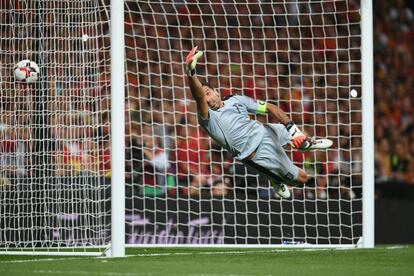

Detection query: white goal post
xmin=361 ymin=0 xmax=375 ymax=249
xmin=0 ymin=0 xmax=374 ymax=256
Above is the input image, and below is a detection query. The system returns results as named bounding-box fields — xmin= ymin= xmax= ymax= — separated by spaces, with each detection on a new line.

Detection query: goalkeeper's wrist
xmin=285 ymin=121 xmax=304 ymax=138
xmin=285 ymin=121 xmax=295 ymax=131
xmin=187 ymin=68 xmax=196 ymax=77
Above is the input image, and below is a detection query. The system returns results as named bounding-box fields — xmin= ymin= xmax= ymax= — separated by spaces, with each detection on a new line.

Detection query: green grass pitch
xmin=1 ymin=246 xmax=413 ymax=276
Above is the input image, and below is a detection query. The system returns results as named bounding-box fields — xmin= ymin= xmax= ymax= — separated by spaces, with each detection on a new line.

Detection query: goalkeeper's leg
xmin=242 ymin=160 xmax=290 ymax=198
xmin=269 ymin=168 xmax=308 ymax=199
xmin=243 ymin=160 xmax=308 ymax=199
xmin=241 ymin=124 xmax=310 ymax=199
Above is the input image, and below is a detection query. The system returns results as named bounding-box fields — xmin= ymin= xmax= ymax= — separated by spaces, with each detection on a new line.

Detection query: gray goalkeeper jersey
xmin=198 ymin=95 xmax=266 ymax=160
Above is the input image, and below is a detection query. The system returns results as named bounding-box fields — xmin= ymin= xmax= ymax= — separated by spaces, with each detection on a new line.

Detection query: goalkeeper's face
xmin=203 ymin=85 xmax=222 ymax=110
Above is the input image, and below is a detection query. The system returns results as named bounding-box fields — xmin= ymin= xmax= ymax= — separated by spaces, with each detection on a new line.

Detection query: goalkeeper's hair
xmin=201 ymin=81 xmax=214 ymax=90
xmin=201 ymin=80 xmax=234 ymax=100
xmin=201 ymin=81 xmax=223 ymax=97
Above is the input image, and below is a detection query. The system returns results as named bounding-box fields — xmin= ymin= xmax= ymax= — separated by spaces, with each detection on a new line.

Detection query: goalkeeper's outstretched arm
xmin=185 ymin=47 xmax=209 ymax=119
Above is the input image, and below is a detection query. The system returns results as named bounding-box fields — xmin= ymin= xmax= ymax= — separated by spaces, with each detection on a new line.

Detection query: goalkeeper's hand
xmin=185 ymin=46 xmax=203 ymax=77
xmin=286 ymin=121 xmax=308 ymax=149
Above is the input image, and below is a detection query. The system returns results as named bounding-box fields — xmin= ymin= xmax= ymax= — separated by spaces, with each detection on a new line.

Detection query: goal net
xmin=124 ymin=0 xmax=363 ymax=246
xmin=0 ymin=1 xmax=111 ymax=254
xmin=0 ymin=0 xmax=365 ymax=254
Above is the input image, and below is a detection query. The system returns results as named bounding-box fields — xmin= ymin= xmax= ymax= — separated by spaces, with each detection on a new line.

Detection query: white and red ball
xmin=14 ymin=59 xmax=39 ymax=83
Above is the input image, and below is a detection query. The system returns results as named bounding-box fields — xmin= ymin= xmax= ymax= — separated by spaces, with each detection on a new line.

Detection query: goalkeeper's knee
xmin=296 ymin=169 xmax=309 ymax=185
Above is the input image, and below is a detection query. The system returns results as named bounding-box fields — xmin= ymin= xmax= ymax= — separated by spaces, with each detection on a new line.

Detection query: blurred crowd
xmin=373 ymin=0 xmax=414 ymax=198
xmin=124 ymin=0 xmax=363 ymax=200
xmin=0 ymin=0 xmax=412 ymax=200
xmin=0 ymin=0 xmax=113 ymax=185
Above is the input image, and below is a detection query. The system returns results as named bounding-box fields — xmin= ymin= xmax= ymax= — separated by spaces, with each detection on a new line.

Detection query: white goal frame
xmin=360 ymin=0 xmax=375 ymax=249
xmin=110 ymin=0 xmax=126 ymax=258
xmin=114 ymin=0 xmax=374 ymax=252
xmin=116 ymin=0 xmax=374 ymax=253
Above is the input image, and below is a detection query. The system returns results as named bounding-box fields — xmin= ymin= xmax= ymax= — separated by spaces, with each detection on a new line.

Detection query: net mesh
xmin=0 ymin=0 xmax=363 ymax=251
xmin=0 ymin=0 xmax=111 ymax=251
xmin=124 ymin=0 xmax=362 ymax=245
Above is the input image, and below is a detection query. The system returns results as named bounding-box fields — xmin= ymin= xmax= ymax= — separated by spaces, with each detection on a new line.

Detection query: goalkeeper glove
xmin=185 ymin=46 xmax=203 ymax=77
xmin=285 ymin=121 xmax=308 ymax=149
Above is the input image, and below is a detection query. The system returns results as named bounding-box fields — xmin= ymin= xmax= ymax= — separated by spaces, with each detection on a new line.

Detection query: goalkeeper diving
xmin=185 ymin=47 xmax=333 ymax=198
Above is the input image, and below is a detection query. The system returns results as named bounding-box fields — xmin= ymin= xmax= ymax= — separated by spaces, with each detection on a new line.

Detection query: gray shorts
xmin=243 ymin=123 xmax=299 ymax=185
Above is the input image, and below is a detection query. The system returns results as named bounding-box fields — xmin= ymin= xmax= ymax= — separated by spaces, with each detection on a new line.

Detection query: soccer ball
xmin=14 ymin=59 xmax=40 ymax=83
